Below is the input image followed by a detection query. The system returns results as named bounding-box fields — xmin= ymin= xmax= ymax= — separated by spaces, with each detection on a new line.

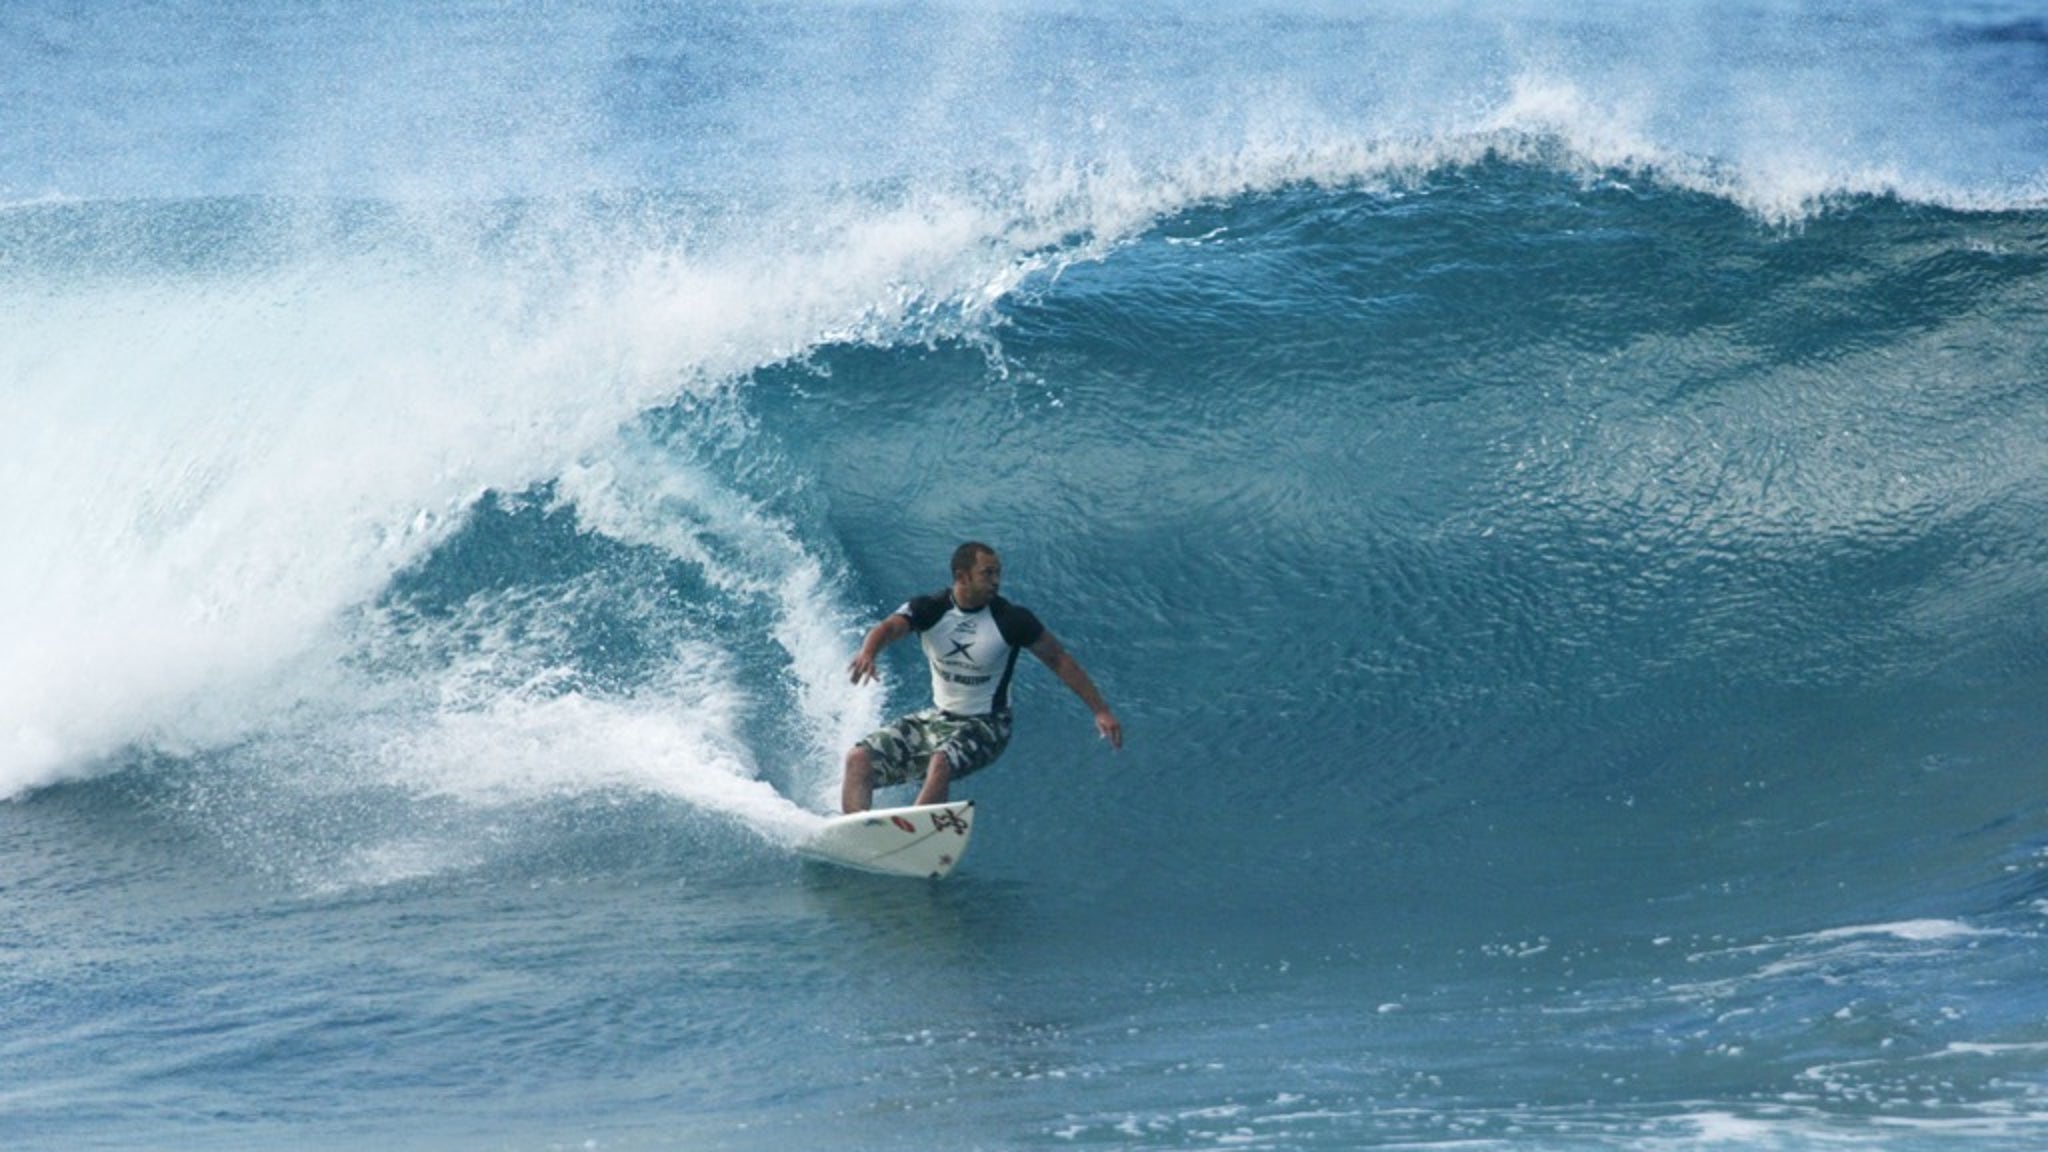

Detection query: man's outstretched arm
xmin=1029 ymin=631 xmax=1123 ymax=749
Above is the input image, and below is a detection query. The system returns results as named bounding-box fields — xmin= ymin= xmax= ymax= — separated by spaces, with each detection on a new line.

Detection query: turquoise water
xmin=4 ymin=2 xmax=2047 ymax=1148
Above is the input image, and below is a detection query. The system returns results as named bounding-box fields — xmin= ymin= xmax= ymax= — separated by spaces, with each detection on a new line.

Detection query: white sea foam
xmin=0 ymin=192 xmax=1029 ymax=798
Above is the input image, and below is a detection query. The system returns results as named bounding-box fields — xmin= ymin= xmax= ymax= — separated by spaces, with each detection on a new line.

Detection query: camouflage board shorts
xmin=858 ymin=708 xmax=1013 ymax=787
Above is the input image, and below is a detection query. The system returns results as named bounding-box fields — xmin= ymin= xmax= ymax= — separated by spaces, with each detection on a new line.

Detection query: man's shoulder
xmin=897 ymin=589 xmax=954 ymax=630
xmin=987 ymin=596 xmax=1045 ymax=645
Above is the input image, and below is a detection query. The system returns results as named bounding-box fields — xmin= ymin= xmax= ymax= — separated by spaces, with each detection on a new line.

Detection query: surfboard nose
xmin=797 ymin=800 xmax=977 ymax=878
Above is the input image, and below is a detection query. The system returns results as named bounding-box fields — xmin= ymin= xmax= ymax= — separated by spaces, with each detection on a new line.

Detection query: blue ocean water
xmin=4 ymin=1 xmax=2048 ymax=1148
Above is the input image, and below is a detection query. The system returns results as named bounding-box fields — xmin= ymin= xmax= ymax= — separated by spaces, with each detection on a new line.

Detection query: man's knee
xmin=845 ymin=745 xmax=873 ymax=780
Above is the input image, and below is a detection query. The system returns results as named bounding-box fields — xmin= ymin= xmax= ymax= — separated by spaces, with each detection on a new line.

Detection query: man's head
xmin=950 ymin=541 xmax=1001 ymax=609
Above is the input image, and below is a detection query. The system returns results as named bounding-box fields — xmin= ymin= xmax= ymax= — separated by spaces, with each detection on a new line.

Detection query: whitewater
xmin=4 ymin=1 xmax=2047 ymax=1149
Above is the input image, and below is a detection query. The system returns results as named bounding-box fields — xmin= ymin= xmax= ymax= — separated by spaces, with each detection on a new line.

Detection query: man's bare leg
xmin=914 ymin=751 xmax=952 ymax=807
xmin=841 ymin=746 xmax=876 ymax=814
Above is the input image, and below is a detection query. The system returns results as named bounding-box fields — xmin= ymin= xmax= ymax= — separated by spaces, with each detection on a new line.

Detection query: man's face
xmin=957 ymin=552 xmax=1002 ymax=607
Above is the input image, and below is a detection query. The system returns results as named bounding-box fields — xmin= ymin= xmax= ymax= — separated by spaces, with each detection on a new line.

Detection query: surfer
xmin=841 ymin=541 xmax=1122 ymax=813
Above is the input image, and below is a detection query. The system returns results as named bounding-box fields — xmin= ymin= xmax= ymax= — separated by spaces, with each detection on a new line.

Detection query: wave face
xmin=5 ymin=2 xmax=2048 ymax=1149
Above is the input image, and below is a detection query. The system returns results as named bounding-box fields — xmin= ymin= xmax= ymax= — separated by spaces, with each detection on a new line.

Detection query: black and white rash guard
xmin=896 ymin=591 xmax=1045 ymax=716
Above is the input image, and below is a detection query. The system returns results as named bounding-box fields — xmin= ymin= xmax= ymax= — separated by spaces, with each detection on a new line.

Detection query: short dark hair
xmin=951 ymin=541 xmax=996 ymax=578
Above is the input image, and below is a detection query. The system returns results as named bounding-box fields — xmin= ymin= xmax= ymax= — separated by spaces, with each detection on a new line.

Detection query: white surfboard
xmin=797 ymin=800 xmax=975 ymax=878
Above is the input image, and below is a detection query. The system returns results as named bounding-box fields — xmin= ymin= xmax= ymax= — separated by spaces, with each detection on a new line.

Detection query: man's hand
xmin=1095 ymin=708 xmax=1124 ymax=751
